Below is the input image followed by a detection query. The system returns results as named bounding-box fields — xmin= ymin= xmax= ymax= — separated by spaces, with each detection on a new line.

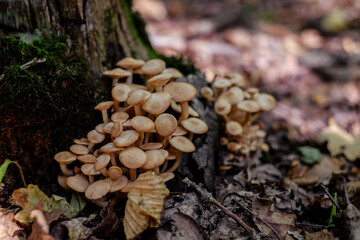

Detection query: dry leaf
xmin=0 ymin=210 xmax=25 ymax=240
xmin=343 ymin=137 xmax=360 ymax=161
xmin=317 ymin=119 xmax=354 ymax=156
xmin=304 ymin=155 xmax=343 ymax=185
xmin=347 ymin=181 xmax=360 ymax=199
xmin=305 ymin=229 xmax=338 ymax=240
xmin=124 ymin=171 xmax=170 ymax=239
xmin=252 ymin=197 xmax=298 ymax=239
xmin=171 ymin=212 xmax=206 ymax=240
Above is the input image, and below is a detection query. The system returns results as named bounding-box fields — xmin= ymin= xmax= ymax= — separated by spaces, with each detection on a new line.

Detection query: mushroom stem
xmin=144 ymin=132 xmax=151 ymax=144
xmin=129 ymin=169 xmax=137 ymax=181
xmin=249 ymin=111 xmax=264 ymax=124
xmin=223 ymin=114 xmax=230 ymax=122
xmin=161 ymin=136 xmax=171 ymax=147
xmin=160 ymin=160 xmax=168 ymax=173
xmin=188 ymin=132 xmax=194 ymax=141
xmin=101 ymin=110 xmax=109 ymax=123
xmin=100 ymin=168 xmax=109 ymax=177
xmin=241 ymin=113 xmax=250 ymax=125
xmin=60 ymin=164 xmax=74 ymax=176
xmin=110 ymin=153 xmax=117 ymax=166
xmin=178 ymin=102 xmax=189 ymax=123
xmin=134 ymin=105 xmax=143 ymax=116
xmin=89 ymin=175 xmax=94 ymax=184
xmin=165 ymin=150 xmax=182 ymax=173
xmin=154 ymin=167 xmax=160 ymax=175
xmin=88 ymin=143 xmax=95 ymax=152
xmin=136 ymin=132 xmax=144 ymax=147
xmin=112 ymin=78 xmax=119 ymax=87
xmin=125 ymin=69 xmax=133 ymax=84
xmin=114 ymin=100 xmax=120 ymax=112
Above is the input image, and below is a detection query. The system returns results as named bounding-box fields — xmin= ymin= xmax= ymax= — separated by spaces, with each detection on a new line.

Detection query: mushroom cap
xmin=172 ymin=126 xmax=188 ymax=136
xmin=70 ymin=144 xmax=89 ymax=155
xmin=103 ymin=68 xmax=131 ymax=78
xmin=73 ymin=138 xmax=90 ymax=145
xmin=111 ymin=122 xmax=123 ymax=138
xmin=57 ymin=175 xmax=70 ymax=190
xmin=95 ymin=123 xmax=106 ymax=134
xmin=85 ymin=180 xmax=111 ymax=200
xmin=142 ymin=92 xmax=171 ymax=115
xmin=108 ymin=166 xmax=123 ymax=180
xmin=155 ymin=113 xmax=178 ymax=137
xmin=131 ymin=116 xmax=155 ymax=132
xmin=116 ymin=83 xmax=147 ymax=91
xmin=66 ymin=174 xmax=89 ymax=192
xmin=119 ymin=147 xmax=147 ymax=169
xmin=201 ymin=86 xmax=214 ymax=99
xmin=181 ymin=117 xmax=208 ymax=134
xmin=81 ymin=163 xmax=101 ymax=175
xmin=170 ymin=101 xmax=199 ymax=117
xmin=148 ymin=73 xmax=172 ymax=88
xmin=94 ymin=101 xmax=113 ymax=111
xmin=112 ymin=84 xmax=131 ymax=102
xmin=142 ymin=150 xmax=166 ymax=169
xmin=116 ymin=57 xmax=145 ymax=69
xmin=100 ymin=142 xmax=123 ymax=153
xmin=104 ymin=175 xmax=129 ymax=192
xmin=120 ymin=181 xmax=134 ymax=193
xmin=140 ymin=142 xmax=163 ymax=150
xmin=219 ymin=86 xmax=244 ymax=105
xmin=87 ymin=129 xmax=105 ymax=144
xmin=103 ymin=122 xmax=115 ymax=134
xmin=162 ymin=68 xmax=183 ymax=78
xmin=237 ymin=100 xmax=260 ymax=112
xmin=255 ymin=93 xmax=276 ymax=111
xmin=226 ymin=73 xmax=245 ymax=87
xmin=111 ymin=112 xmax=129 ymax=123
xmin=158 ymin=149 xmax=169 ymax=158
xmin=169 ymin=136 xmax=195 ymax=152
xmin=54 ymin=151 xmax=77 ymax=164
xmin=77 ymin=154 xmax=97 ymax=164
xmin=159 ymin=172 xmax=175 ymax=182
xmin=95 ymin=154 xmax=111 ymax=171
xmin=225 ymin=121 xmax=243 ymax=136
xmin=164 ymin=82 xmax=197 ymax=102
xmin=113 ymin=130 xmax=140 ymax=147
xmin=246 ymin=87 xmax=259 ymax=96
xmin=214 ymin=98 xmax=231 ymax=115
xmin=213 ymin=78 xmax=231 ymax=89
xmin=142 ymin=59 xmax=166 ymax=75
xmin=127 ymin=89 xmax=151 ymax=106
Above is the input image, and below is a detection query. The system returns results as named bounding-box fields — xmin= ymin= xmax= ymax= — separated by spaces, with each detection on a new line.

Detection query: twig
xmin=296 ymin=222 xmax=328 ymax=230
xmin=0 ymin=57 xmax=46 ymax=81
xmin=183 ymin=178 xmax=257 ymax=239
xmin=13 ymin=161 xmax=27 ymax=187
xmin=320 ymin=184 xmax=342 ymax=211
xmin=343 ymin=176 xmax=350 ymax=205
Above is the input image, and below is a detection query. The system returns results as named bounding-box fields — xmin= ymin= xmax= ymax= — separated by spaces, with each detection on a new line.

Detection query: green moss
xmin=104 ymin=7 xmax=115 ymax=31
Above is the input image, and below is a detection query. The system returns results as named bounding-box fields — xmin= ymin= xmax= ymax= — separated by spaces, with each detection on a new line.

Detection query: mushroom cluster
xmin=201 ymin=73 xmax=276 ymax=157
xmin=54 ymin=57 xmax=208 ymax=204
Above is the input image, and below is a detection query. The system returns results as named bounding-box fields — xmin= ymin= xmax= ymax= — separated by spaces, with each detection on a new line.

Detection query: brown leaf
xmin=28 ymin=210 xmax=54 ymax=240
xmin=305 ymin=229 xmax=338 ymax=240
xmin=92 ymin=204 xmax=120 ymax=237
xmin=304 ymin=155 xmax=343 ymax=185
xmin=0 ymin=210 xmax=25 ymax=240
xmin=252 ymin=197 xmax=298 ymax=240
xmin=171 ymin=212 xmax=206 ymax=240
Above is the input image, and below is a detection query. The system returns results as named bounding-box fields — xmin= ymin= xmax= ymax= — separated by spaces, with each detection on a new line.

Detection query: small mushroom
xmin=85 ymin=180 xmax=111 ymax=200
xmin=214 ymin=98 xmax=231 ymax=122
xmin=141 ymin=59 xmax=166 ymax=78
xmin=155 ymin=113 xmax=178 ymax=146
xmin=54 ymin=151 xmax=77 ymax=176
xmin=66 ymin=174 xmax=89 ymax=192
xmin=111 ymin=112 xmax=129 ymax=123
xmin=94 ymin=101 xmax=114 ymax=123
xmin=142 ymin=150 xmax=166 ymax=175
xmin=225 ymin=121 xmax=243 ymax=136
xmin=77 ymin=154 xmax=97 ymax=164
xmin=95 ymin=154 xmax=111 ymax=177
xmin=81 ymin=163 xmax=101 ymax=184
xmin=103 ymin=68 xmax=131 ymax=87
xmin=181 ymin=117 xmax=208 ymax=140
xmin=119 ymin=147 xmax=147 ymax=181
xmin=87 ymin=129 xmax=105 ymax=151
xmin=112 ymin=84 xmax=131 ymax=112
xmin=108 ymin=166 xmax=123 ymax=180
xmin=162 ymin=68 xmax=184 ymax=79
xmin=104 ymin=175 xmax=129 ymax=192
xmin=142 ymin=92 xmax=172 ymax=115
xmin=113 ymin=130 xmax=140 ymax=147
xmin=147 ymin=73 xmax=172 ymax=92
xmin=131 ymin=116 xmax=155 ymax=146
xmin=166 ymin=136 xmax=195 ymax=172
xmin=70 ymin=144 xmax=89 ymax=155
xmin=127 ymin=89 xmax=151 ymax=116
xmin=116 ymin=57 xmax=145 ymax=84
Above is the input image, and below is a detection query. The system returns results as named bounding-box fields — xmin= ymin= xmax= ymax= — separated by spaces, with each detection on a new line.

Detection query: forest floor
xmin=132 ymin=0 xmax=360 ymax=239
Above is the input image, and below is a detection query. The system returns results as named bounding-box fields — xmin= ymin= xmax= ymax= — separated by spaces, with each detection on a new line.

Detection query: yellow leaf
xmin=343 ymin=137 xmax=360 ymax=161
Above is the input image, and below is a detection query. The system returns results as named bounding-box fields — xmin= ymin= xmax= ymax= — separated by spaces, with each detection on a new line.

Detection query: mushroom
xmin=73 ymin=138 xmax=90 ymax=145
xmin=81 ymin=163 xmax=101 ymax=184
xmin=213 ymin=78 xmax=231 ymax=95
xmin=103 ymin=175 xmax=129 ymax=192
xmin=113 ymin=130 xmax=140 ymax=147
xmin=140 ymin=142 xmax=163 ymax=151
xmin=147 ymin=73 xmax=172 ymax=92
xmin=164 ymin=82 xmax=197 ymax=123
xmin=162 ymin=68 xmax=184 ymax=79
xmin=141 ymin=59 xmax=166 ymax=79
xmin=70 ymin=144 xmax=89 ymax=155
xmin=111 ymin=121 xmax=123 ymax=138
xmin=77 ymin=154 xmax=97 ymax=164
xmin=225 ymin=121 xmax=243 ymax=136
xmin=131 ymin=116 xmax=155 ymax=146
xmin=236 ymin=100 xmax=260 ymax=125
xmin=214 ymin=98 xmax=232 ymax=122
xmin=155 ymin=113 xmax=178 ymax=147
xmin=142 ymin=150 xmax=166 ymax=175
xmin=103 ymin=68 xmax=131 ymax=87
xmin=166 ymin=136 xmax=195 ymax=173
xmin=112 ymin=84 xmax=131 ymax=112
xmin=66 ymin=174 xmax=89 ymax=192
xmin=111 ymin=112 xmax=129 ymax=123
xmin=116 ymin=57 xmax=145 ymax=84
xmin=54 ymin=151 xmax=77 ymax=176
xmin=94 ymin=101 xmax=114 ymax=123
xmin=87 ymin=129 xmax=105 ymax=151
xmin=127 ymin=89 xmax=151 ymax=116
xmin=108 ymin=166 xmax=123 ymax=180
xmin=99 ymin=142 xmax=123 ymax=166
xmin=219 ymin=86 xmax=244 ymax=105
xmin=170 ymin=100 xmax=199 ymax=117
xmin=57 ymin=175 xmax=71 ymax=190
xmin=119 ymin=147 xmax=147 ymax=181
xmin=201 ymin=86 xmax=215 ymax=101
xmin=180 ymin=117 xmax=208 ymax=140
xmin=142 ymin=92 xmax=172 ymax=115
xmin=95 ymin=154 xmax=111 ymax=177
xmin=95 ymin=123 xmax=106 ymax=133
xmin=85 ymin=180 xmax=111 ymax=200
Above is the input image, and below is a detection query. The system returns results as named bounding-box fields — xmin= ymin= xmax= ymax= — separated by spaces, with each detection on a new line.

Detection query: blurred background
xmin=133 ymin=0 xmax=360 ymax=143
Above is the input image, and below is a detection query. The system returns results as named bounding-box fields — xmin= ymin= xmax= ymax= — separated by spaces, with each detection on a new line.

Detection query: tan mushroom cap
xmin=181 ymin=117 xmax=208 ymax=134
xmin=201 ymin=86 xmax=214 ymax=99
xmin=108 ymin=166 xmax=123 ymax=180
xmin=95 ymin=123 xmax=105 ymax=133
xmin=113 ymin=130 xmax=140 ymax=147
xmin=169 ymin=136 xmax=195 ymax=152
xmin=155 ymin=113 xmax=178 ymax=136
xmin=158 ymin=149 xmax=169 ymax=158
xmin=94 ymin=101 xmax=113 ymax=111
xmin=159 ymin=172 xmax=175 ymax=182
xmin=120 ymin=181 xmax=134 ymax=193
xmin=255 ymin=93 xmax=276 ymax=111
xmin=116 ymin=83 xmax=147 ymax=91
xmin=141 ymin=59 xmax=166 ymax=75
xmin=103 ymin=122 xmax=115 ymax=134
xmin=119 ymin=147 xmax=147 ymax=169
xmin=127 ymin=89 xmax=151 ymax=106
xmin=100 ymin=142 xmax=123 ymax=153
xmin=58 ymin=175 xmax=70 ymax=190
xmin=66 ymin=174 xmax=89 ymax=192
xmin=70 ymin=144 xmax=89 ymax=155
xmin=81 ymin=163 xmax=101 ymax=175
xmin=85 ymin=180 xmax=111 ymax=200
xmin=148 ymin=73 xmax=172 ymax=88
xmin=237 ymin=100 xmax=261 ymax=112
xmin=142 ymin=150 xmax=166 ymax=169
xmin=226 ymin=121 xmax=243 ymax=136
xmin=95 ymin=154 xmax=111 ymax=171
xmin=112 ymin=84 xmax=131 ymax=102
xmin=219 ymin=86 xmax=244 ymax=105
xmin=104 ymin=175 xmax=129 ymax=192
xmin=54 ymin=151 xmax=77 ymax=164
xmin=87 ymin=129 xmax=105 ymax=143
xmin=122 ymin=119 xmax=132 ymax=127
xmin=103 ymin=68 xmax=131 ymax=78
xmin=164 ymin=82 xmax=197 ymax=102
xmin=77 ymin=154 xmax=96 ymax=163
xmin=131 ymin=116 xmax=155 ymax=132
xmin=73 ymin=138 xmax=90 ymax=145
xmin=228 ymin=73 xmax=246 ymax=87
xmin=246 ymin=87 xmax=259 ymax=96
xmin=140 ymin=142 xmax=163 ymax=150
xmin=162 ymin=68 xmax=184 ymax=78
xmin=111 ymin=122 xmax=123 ymax=138
xmin=111 ymin=112 xmax=129 ymax=123
xmin=213 ymin=78 xmax=231 ymax=89
xmin=215 ymin=98 xmax=231 ymax=115
xmin=142 ymin=92 xmax=171 ymax=115
xmin=116 ymin=57 xmax=145 ymax=69
xmin=172 ymin=126 xmax=188 ymax=136
xmin=170 ymin=101 xmax=199 ymax=117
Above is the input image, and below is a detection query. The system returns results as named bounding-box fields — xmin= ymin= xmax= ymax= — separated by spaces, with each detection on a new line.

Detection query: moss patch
xmin=0 ymin=35 xmax=105 ymax=191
